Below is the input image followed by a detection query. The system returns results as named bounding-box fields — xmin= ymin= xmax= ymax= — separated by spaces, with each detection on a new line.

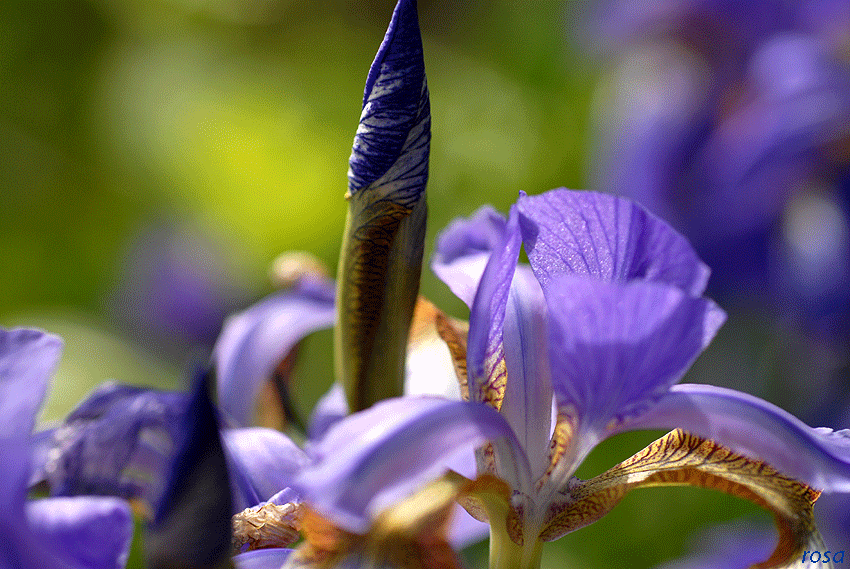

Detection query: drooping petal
xmin=214 ymin=279 xmax=335 ymax=427
xmin=223 ymin=427 xmax=309 ymax=509
xmin=147 ymin=372 xmax=232 ymax=569
xmin=629 ymin=384 xmax=850 ymax=493
xmin=432 ymin=206 xmax=508 ymax=306
xmin=517 ymin=189 xmax=711 ymax=295
xmin=545 ymin=276 xmax=724 ymax=438
xmin=540 ymin=429 xmax=827 ymax=569
xmin=44 ymin=382 xmax=188 ymax=508
xmin=291 ymin=396 xmax=531 ymax=534
xmin=0 ymin=327 xmax=63 ymax=437
xmin=28 ymin=496 xmax=134 ymax=569
xmin=501 ymin=266 xmax=554 ymax=480
xmin=466 ymin=204 xmax=522 ymax=410
xmin=287 ymin=473 xmax=470 ymax=569
xmin=336 ymin=0 xmax=430 ymax=413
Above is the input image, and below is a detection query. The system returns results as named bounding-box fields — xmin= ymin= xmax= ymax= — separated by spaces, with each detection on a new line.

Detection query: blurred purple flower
xmin=109 ymin=220 xmax=253 ymax=358
xmin=584 ymin=0 xmax=850 ymax=330
xmin=1 ymin=327 xmax=133 ymax=569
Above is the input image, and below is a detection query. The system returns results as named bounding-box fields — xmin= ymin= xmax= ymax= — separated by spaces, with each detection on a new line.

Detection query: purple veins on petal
xmin=348 ymin=0 xmax=430 ymax=208
xmin=544 ymin=275 xmax=725 ymax=434
xmin=517 ymin=189 xmax=710 ymax=295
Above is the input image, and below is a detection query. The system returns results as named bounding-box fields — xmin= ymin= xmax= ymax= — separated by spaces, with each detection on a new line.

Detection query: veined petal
xmin=44 ymin=382 xmax=188 ymax=508
xmin=291 ymin=396 xmax=531 ymax=534
xmin=467 ymin=204 xmax=522 ymax=410
xmin=0 ymin=327 xmax=63 ymax=437
xmin=545 ymin=275 xmax=725 ymax=445
xmin=629 ymin=384 xmax=850 ymax=493
xmin=540 ymin=429 xmax=827 ymax=569
xmin=28 ymin=496 xmax=133 ymax=569
xmin=223 ymin=427 xmax=309 ymax=509
xmin=336 ymin=0 xmax=430 ymax=413
xmin=214 ymin=279 xmax=335 ymax=427
xmin=347 ymin=0 xmax=430 ymax=206
xmin=432 ymin=206 xmax=509 ymax=306
xmin=501 ymin=266 xmax=554 ymax=481
xmin=517 ymin=189 xmax=711 ymax=295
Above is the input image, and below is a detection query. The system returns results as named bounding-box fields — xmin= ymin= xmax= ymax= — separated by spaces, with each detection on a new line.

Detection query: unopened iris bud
xmin=335 ymin=0 xmax=431 ymax=412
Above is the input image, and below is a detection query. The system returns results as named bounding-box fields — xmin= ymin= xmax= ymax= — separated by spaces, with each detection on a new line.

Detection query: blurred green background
xmin=2 ymin=1 xmax=774 ymax=567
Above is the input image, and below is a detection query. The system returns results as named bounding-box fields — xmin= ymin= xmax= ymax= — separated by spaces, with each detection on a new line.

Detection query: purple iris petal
xmin=501 ymin=266 xmax=554 ymax=480
xmin=214 ymin=278 xmax=335 ymax=427
xmin=432 ymin=205 xmax=509 ymax=306
xmin=0 ymin=327 xmax=63 ymax=437
xmin=45 ymin=382 xmax=188 ymax=506
xmin=466 ymin=205 xmax=521 ymax=405
xmin=292 ymin=396 xmax=531 ymax=534
xmin=29 ymin=496 xmax=133 ymax=569
xmin=307 ymin=383 xmax=348 ymax=441
xmin=631 ymin=383 xmax=850 ymax=492
xmin=544 ymin=275 xmax=725 ymax=435
xmin=232 ymin=548 xmax=293 ymax=569
xmin=517 ymin=189 xmax=711 ymax=296
xmin=347 ymin=0 xmax=430 ymax=208
xmin=222 ymin=427 xmax=309 ymax=508
xmin=1 ymin=328 xmax=133 ymax=569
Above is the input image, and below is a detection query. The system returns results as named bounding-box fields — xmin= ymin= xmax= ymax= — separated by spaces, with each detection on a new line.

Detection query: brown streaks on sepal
xmin=335 ymin=191 xmax=425 ymax=412
xmin=539 ymin=429 xmax=824 ymax=569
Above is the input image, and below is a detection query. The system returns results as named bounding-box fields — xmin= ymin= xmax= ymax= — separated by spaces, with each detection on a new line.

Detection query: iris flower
xmin=0 ymin=327 xmax=134 ymax=569
xmin=289 ymin=188 xmax=850 ymax=569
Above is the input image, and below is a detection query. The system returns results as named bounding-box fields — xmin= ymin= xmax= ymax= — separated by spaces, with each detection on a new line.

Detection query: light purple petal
xmin=214 ymin=279 xmax=335 ymax=427
xmin=292 ymin=396 xmax=531 ymax=534
xmin=347 ymin=0 xmax=430 ymax=209
xmin=0 ymin=327 xmax=63 ymax=437
xmin=28 ymin=496 xmax=133 ymax=569
xmin=630 ymin=384 xmax=850 ymax=493
xmin=544 ymin=275 xmax=725 ymax=434
xmin=466 ymin=204 xmax=521 ymax=406
xmin=517 ymin=189 xmax=711 ymax=296
xmin=501 ymin=266 xmax=554 ymax=480
xmin=233 ymin=548 xmax=293 ymax=569
xmin=307 ymin=383 xmax=348 ymax=441
xmin=222 ymin=427 xmax=309 ymax=509
xmin=432 ymin=206 xmax=508 ymax=306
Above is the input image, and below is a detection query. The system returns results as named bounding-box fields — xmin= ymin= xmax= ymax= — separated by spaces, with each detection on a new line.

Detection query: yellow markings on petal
xmin=538 ymin=429 xmax=824 ymax=569
xmin=535 ymin=411 xmax=577 ymax=493
xmin=432 ymin=307 xmax=470 ymax=401
xmin=481 ymin=347 xmax=508 ymax=411
xmin=335 ymin=190 xmax=425 ymax=412
xmin=232 ymin=501 xmax=303 ymax=553
xmin=289 ymin=473 xmax=472 ymax=569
